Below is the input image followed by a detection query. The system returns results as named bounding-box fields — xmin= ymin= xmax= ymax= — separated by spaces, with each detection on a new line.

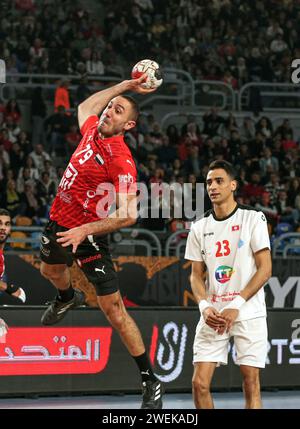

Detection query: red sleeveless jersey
xmin=50 ymin=115 xmax=137 ymax=228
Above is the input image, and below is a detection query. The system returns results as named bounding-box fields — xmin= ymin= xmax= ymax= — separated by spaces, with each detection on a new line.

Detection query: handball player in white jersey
xmin=185 ymin=160 xmax=272 ymax=409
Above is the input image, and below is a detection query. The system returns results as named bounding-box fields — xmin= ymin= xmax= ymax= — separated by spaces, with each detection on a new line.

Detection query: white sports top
xmin=185 ymin=204 xmax=271 ymax=321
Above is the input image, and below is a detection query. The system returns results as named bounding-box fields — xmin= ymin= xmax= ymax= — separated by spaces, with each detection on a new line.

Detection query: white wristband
xmin=224 ymin=296 xmax=246 ymax=311
xmin=198 ymin=299 xmax=210 ymax=315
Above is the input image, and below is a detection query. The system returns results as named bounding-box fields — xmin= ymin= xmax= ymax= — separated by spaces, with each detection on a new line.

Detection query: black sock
xmin=57 ymin=286 xmax=74 ymax=302
xmin=5 ymin=284 xmax=19 ymax=295
xmin=133 ymin=352 xmax=157 ymax=383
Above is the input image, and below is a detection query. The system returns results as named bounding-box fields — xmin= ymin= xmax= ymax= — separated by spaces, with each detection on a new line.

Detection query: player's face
xmin=206 ymin=169 xmax=236 ymax=204
xmin=0 ymin=215 xmax=11 ymax=244
xmin=98 ymin=97 xmax=136 ymax=137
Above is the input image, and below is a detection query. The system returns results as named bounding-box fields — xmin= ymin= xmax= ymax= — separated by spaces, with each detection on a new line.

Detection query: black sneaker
xmin=41 ymin=289 xmax=85 ymax=325
xmin=141 ymin=380 xmax=163 ymax=409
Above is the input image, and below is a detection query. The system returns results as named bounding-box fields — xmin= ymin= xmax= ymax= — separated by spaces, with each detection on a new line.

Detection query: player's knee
xmin=103 ymin=304 xmax=127 ymax=331
xmin=243 ymin=374 xmax=260 ymax=394
xmin=40 ymin=264 xmax=64 ymax=282
xmin=192 ymin=376 xmax=210 ymax=395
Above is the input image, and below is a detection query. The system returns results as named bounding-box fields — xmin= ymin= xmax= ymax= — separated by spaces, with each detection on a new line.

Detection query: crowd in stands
xmin=0 ymin=0 xmax=300 ymax=246
xmin=1 ymin=0 xmax=299 ymax=85
xmin=1 ymin=89 xmax=300 ymax=238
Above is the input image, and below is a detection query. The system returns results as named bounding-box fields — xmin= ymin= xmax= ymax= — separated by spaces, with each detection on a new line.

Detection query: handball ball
xmin=131 ymin=59 xmax=163 ymax=89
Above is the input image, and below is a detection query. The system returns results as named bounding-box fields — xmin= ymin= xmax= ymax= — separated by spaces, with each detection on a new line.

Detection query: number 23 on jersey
xmin=216 ymin=240 xmax=231 ymax=257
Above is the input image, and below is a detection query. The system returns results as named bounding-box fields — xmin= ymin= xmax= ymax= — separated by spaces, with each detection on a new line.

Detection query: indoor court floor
xmin=0 ymin=391 xmax=299 ymax=409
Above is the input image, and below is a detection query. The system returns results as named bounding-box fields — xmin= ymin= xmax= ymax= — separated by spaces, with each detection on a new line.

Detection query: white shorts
xmin=193 ymin=316 xmax=268 ymax=368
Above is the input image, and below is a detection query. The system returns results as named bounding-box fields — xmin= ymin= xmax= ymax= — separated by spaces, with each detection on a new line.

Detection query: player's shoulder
xmin=190 ymin=209 xmax=213 ymax=231
xmin=237 ymin=203 xmax=260 ymax=213
xmin=238 ymin=204 xmax=265 ymax=223
xmin=238 ymin=204 xmax=262 ymax=216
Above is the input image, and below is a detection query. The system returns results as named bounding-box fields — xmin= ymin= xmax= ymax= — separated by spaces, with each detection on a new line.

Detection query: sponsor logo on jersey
xmin=118 ymin=173 xmax=134 ymax=184
xmin=215 ymin=265 xmax=234 ymax=284
xmin=77 ymin=254 xmax=102 ymax=267
xmin=204 ymin=232 xmax=214 ymax=237
xmin=232 ymin=225 xmax=240 ymax=231
xmin=59 ymin=163 xmax=78 ymax=191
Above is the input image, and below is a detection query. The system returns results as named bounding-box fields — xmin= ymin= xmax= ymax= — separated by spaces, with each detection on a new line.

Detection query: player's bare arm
xmin=221 ymin=248 xmax=272 ymax=332
xmin=78 ymin=74 xmax=155 ymax=129
xmin=190 ymin=261 xmax=226 ymax=330
xmin=56 ymin=193 xmax=137 ymax=253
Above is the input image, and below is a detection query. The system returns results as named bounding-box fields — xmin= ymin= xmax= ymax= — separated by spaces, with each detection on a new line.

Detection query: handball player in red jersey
xmin=39 ymin=74 xmax=163 ymax=408
xmin=0 ymin=209 xmax=26 ymax=303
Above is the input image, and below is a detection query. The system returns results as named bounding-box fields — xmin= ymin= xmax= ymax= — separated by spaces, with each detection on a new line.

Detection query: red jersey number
xmin=76 ymin=144 xmax=94 ymax=165
xmin=216 ymin=240 xmax=231 ymax=257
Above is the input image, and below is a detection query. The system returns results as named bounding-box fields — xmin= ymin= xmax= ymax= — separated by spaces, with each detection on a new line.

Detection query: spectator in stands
xmin=281 ymin=132 xmax=297 ymax=151
xmin=1 ymin=179 xmax=22 ymax=219
xmin=0 ymin=144 xmax=9 ymax=182
xmin=18 ymin=155 xmax=39 ymax=182
xmin=240 ymin=117 xmax=256 ymax=142
xmin=31 ymin=86 xmax=47 ymax=147
xmin=181 ymin=115 xmax=201 ymax=137
xmin=185 ymin=122 xmax=203 ymax=148
xmin=19 ymin=181 xmax=43 ymax=219
xmin=29 ymin=144 xmax=51 ymax=171
xmin=251 ymin=131 xmax=267 ymax=158
xmin=86 ymin=51 xmax=105 ymax=75
xmin=76 ymin=77 xmax=91 ymax=106
xmin=44 ymin=106 xmax=71 ymax=156
xmin=236 ymin=56 xmax=248 ymax=87
xmin=166 ymin=124 xmax=180 ymax=146
xmin=149 ymin=121 xmax=164 ymax=147
xmin=43 ymin=160 xmax=58 ymax=185
xmin=264 ymin=172 xmax=285 ymax=205
xmin=184 ymin=145 xmax=202 ymax=178
xmin=276 ymin=190 xmax=300 ymax=228
xmin=287 ymin=178 xmax=300 ymax=208
xmin=65 ymin=124 xmax=81 ymax=155
xmin=4 ymin=117 xmax=21 ymax=145
xmin=29 ymin=38 xmax=44 ymax=63
xmin=36 ymin=171 xmax=56 ymax=208
xmin=10 ymin=142 xmax=25 ymax=177
xmin=221 ymin=113 xmax=239 ymax=140
xmin=256 ymin=116 xmax=273 ymax=139
xmin=202 ymin=108 xmax=224 ymax=137
xmin=154 ymin=135 xmax=177 ymax=168
xmin=222 ymin=70 xmax=238 ymax=89
xmin=16 ymin=166 xmax=36 ymax=194
xmin=4 ymin=99 xmax=21 ymax=124
xmin=0 ymin=129 xmax=12 ymax=152
xmin=270 ymin=33 xmax=288 ymax=54
xmin=259 ymin=147 xmax=279 ymax=177
xmin=255 ymin=191 xmax=279 ymax=229
xmin=242 ymin=171 xmax=265 ymax=204
xmin=17 ymin=130 xmax=32 ymax=157
xmin=54 ymin=80 xmax=70 ymax=113
xmin=275 ymin=119 xmax=294 ymax=139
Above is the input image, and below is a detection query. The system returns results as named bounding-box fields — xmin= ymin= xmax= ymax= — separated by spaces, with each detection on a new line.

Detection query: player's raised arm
xmin=77 ymin=74 xmax=155 ymax=130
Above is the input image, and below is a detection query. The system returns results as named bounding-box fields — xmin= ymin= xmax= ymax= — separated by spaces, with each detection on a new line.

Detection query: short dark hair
xmin=120 ymin=95 xmax=139 ymax=122
xmin=0 ymin=208 xmax=11 ymax=218
xmin=208 ymin=160 xmax=237 ymax=180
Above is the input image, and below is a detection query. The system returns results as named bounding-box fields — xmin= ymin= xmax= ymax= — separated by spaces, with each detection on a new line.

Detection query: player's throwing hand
xmin=56 ymin=227 xmax=88 ymax=254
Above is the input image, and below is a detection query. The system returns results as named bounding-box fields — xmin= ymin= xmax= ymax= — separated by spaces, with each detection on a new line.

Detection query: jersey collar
xmin=212 ymin=203 xmax=239 ymax=221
